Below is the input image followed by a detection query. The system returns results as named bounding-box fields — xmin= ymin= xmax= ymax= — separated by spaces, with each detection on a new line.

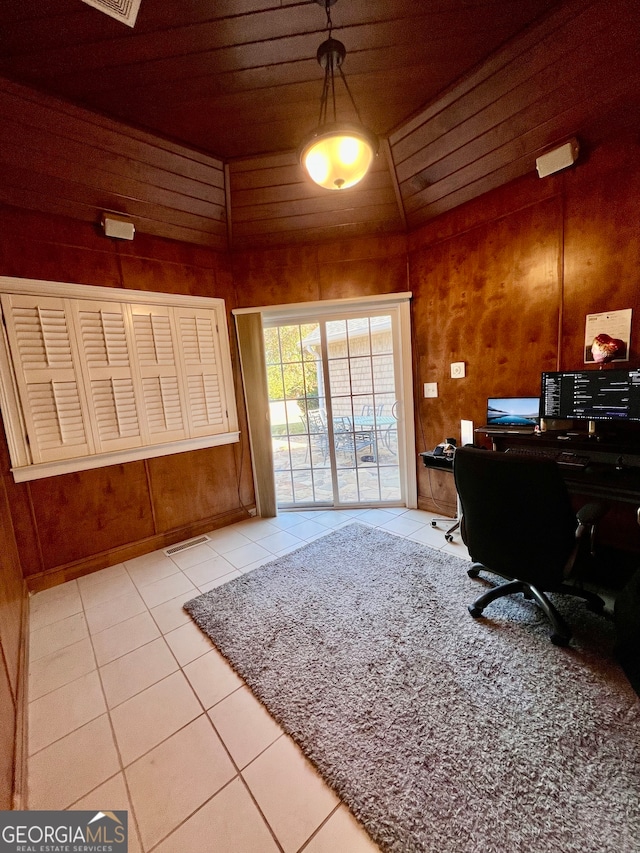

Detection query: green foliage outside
xmin=264 ymin=324 xmax=320 ymax=409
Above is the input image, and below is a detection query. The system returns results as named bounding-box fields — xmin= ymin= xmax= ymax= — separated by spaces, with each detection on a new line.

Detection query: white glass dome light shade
xmin=299 ymin=123 xmax=378 ymax=190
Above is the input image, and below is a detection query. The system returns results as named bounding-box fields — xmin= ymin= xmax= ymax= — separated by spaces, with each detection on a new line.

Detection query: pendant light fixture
xmin=298 ymin=0 xmax=378 ymax=190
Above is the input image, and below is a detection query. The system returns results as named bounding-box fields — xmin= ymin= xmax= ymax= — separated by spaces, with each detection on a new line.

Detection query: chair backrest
xmin=306 ymin=409 xmax=327 ymax=432
xmin=453 ymin=446 xmax=578 ymax=587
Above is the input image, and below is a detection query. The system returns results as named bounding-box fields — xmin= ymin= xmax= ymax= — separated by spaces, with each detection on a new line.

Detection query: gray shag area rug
xmin=184 ymin=523 xmax=640 ymax=853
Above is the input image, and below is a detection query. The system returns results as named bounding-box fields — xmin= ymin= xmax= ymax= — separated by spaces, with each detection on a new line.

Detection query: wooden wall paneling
xmin=0 ymin=79 xmax=228 ymax=249
xmin=229 ymin=153 xmax=404 ymax=249
xmin=231 ymin=233 xmax=408 ymax=309
xmin=391 ymin=0 xmax=640 ymax=229
xmin=0 ymin=81 xmax=225 ymax=187
xmin=0 ymin=227 xmax=123 ymax=289
xmin=401 ymin=50 xmax=640 ymax=227
xmin=409 ymin=194 xmax=563 ymax=510
xmin=562 ymin=140 xmax=640 ymax=367
xmin=0 ymin=414 xmax=28 ymax=810
xmin=146 ymin=445 xmax=246 ymax=532
xmin=0 ymin=480 xmax=25 ymax=698
xmin=0 ymin=409 xmax=43 ymax=578
xmin=318 ymin=253 xmax=408 ymax=302
xmin=116 ymin=253 xmax=220 ymax=297
xmin=390 ymin=0 xmax=587 ymax=178
xmin=0 ymin=655 xmax=16 ymax=809
xmin=27 ymin=464 xmax=156 ymax=572
xmin=231 ymin=245 xmax=322 ymax=309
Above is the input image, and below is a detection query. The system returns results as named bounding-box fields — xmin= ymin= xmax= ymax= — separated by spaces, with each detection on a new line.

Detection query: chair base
xmin=467 ymin=570 xmax=605 ymax=646
xmin=431 ymin=517 xmax=460 ymax=543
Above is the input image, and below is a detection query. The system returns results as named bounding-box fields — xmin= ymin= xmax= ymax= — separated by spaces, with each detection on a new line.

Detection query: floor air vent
xmin=81 ymin=0 xmax=142 ymax=27
xmin=164 ymin=535 xmax=210 ymax=557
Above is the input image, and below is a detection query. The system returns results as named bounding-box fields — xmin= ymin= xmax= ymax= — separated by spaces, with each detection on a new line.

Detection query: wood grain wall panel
xmin=0 ymin=657 xmax=16 ymax=809
xmin=147 ymin=445 xmax=243 ymax=533
xmin=232 ymin=245 xmax=323 ymax=309
xmin=562 ymin=139 xmax=640 ymax=367
xmin=0 ymin=79 xmax=227 ymax=250
xmin=231 ymin=234 xmax=407 ymax=309
xmin=27 ymin=464 xmax=155 ymax=572
xmin=0 ymin=479 xmax=26 ymax=698
xmin=409 ymin=191 xmax=563 ymax=510
xmin=0 ymin=399 xmax=27 ymax=810
xmin=229 ymin=153 xmax=404 ymax=249
xmin=0 ymin=418 xmax=43 ymax=579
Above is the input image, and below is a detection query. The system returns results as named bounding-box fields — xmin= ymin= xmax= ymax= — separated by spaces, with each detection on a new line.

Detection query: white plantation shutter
xmin=175 ymin=307 xmax=229 ymax=437
xmin=73 ymin=302 xmax=142 ymax=452
xmin=0 ymin=294 xmax=93 ymax=463
xmin=130 ymin=306 xmax=186 ymax=442
xmin=0 ymin=278 xmax=239 ymax=481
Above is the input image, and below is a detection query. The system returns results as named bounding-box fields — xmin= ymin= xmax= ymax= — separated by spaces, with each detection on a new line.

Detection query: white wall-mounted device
xmin=424 ymin=382 xmax=438 ymax=398
xmin=450 ymin=362 xmax=465 ymax=379
xmin=461 ymin=419 xmax=474 ymax=446
xmin=101 ymin=214 xmax=135 ymax=241
xmin=535 ymin=139 xmax=579 ymax=178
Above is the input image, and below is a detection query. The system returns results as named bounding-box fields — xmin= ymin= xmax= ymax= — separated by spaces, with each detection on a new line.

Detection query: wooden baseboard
xmin=25 ymin=506 xmax=255 ymax=593
xmin=12 ymin=586 xmax=29 ymax=810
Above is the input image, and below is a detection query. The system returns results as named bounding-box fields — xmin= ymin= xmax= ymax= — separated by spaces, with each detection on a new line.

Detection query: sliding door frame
xmin=233 ymin=293 xmax=416 ymax=515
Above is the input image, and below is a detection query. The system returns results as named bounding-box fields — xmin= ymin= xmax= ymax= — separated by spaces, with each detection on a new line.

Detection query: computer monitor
xmin=540 ymin=368 xmax=640 ymax=423
xmin=486 ymin=397 xmax=540 ymax=427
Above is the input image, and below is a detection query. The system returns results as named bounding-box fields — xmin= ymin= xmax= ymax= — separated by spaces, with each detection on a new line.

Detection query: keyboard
xmin=504 ymin=447 xmax=590 ymax=469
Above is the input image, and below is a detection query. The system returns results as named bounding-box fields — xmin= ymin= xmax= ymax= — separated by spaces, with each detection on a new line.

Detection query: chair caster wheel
xmin=550 ymin=632 xmax=570 ymax=646
xmin=468 ymin=604 xmax=483 ymax=618
xmin=445 ymin=534 xmax=453 ymax=542
xmin=467 ymin=567 xmax=480 ymax=578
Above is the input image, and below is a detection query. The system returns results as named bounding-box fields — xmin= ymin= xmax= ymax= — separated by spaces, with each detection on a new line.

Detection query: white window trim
xmin=0 ymin=276 xmax=239 ymax=482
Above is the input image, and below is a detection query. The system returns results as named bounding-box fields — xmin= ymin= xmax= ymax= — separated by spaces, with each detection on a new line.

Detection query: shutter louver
xmin=76 ymin=303 xmax=142 ymax=452
xmin=131 ymin=307 xmax=186 ymax=442
xmin=1 ymin=295 xmax=93 ymax=463
xmin=176 ymin=309 xmax=228 ymax=436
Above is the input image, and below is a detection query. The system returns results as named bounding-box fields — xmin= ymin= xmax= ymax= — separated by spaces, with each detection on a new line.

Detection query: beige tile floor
xmin=27 ymin=506 xmax=469 ymax=853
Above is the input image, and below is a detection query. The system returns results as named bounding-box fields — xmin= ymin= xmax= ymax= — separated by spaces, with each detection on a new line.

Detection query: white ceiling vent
xmin=164 ymin=535 xmax=210 ymax=557
xmin=81 ymin=0 xmax=142 ymax=27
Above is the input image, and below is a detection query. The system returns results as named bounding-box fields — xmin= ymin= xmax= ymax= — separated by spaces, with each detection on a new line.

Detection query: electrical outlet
xmin=451 ymin=362 xmax=466 ymax=379
xmin=424 ymin=382 xmax=438 ymax=398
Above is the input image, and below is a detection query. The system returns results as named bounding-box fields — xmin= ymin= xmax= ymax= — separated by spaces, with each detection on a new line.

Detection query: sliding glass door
xmin=265 ymin=311 xmax=403 ymax=508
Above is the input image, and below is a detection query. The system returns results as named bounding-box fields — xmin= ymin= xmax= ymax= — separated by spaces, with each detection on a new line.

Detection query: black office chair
xmin=453 ymin=446 xmax=606 ymax=645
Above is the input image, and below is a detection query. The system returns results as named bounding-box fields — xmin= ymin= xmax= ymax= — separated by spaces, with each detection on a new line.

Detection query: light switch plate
xmin=451 ymin=362 xmax=466 ymax=379
xmin=424 ymin=382 xmax=438 ymax=398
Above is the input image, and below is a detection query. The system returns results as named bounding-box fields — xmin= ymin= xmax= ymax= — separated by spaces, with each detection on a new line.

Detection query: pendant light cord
xmin=317 ymin=0 xmax=364 ymax=127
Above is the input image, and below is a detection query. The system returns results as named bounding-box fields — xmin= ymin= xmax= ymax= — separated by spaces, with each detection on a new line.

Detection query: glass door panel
xmin=265 ymin=312 xmax=402 ymax=508
xmin=326 ymin=315 xmax=400 ymax=505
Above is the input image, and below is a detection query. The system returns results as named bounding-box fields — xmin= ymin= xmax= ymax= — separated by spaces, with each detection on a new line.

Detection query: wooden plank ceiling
xmin=1 ymin=0 xmax=639 ymax=249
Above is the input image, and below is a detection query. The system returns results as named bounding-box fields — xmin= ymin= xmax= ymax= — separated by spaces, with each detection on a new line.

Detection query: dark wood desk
xmin=476 ymin=430 xmax=640 ymax=555
xmin=480 ymin=431 xmax=640 ymax=503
